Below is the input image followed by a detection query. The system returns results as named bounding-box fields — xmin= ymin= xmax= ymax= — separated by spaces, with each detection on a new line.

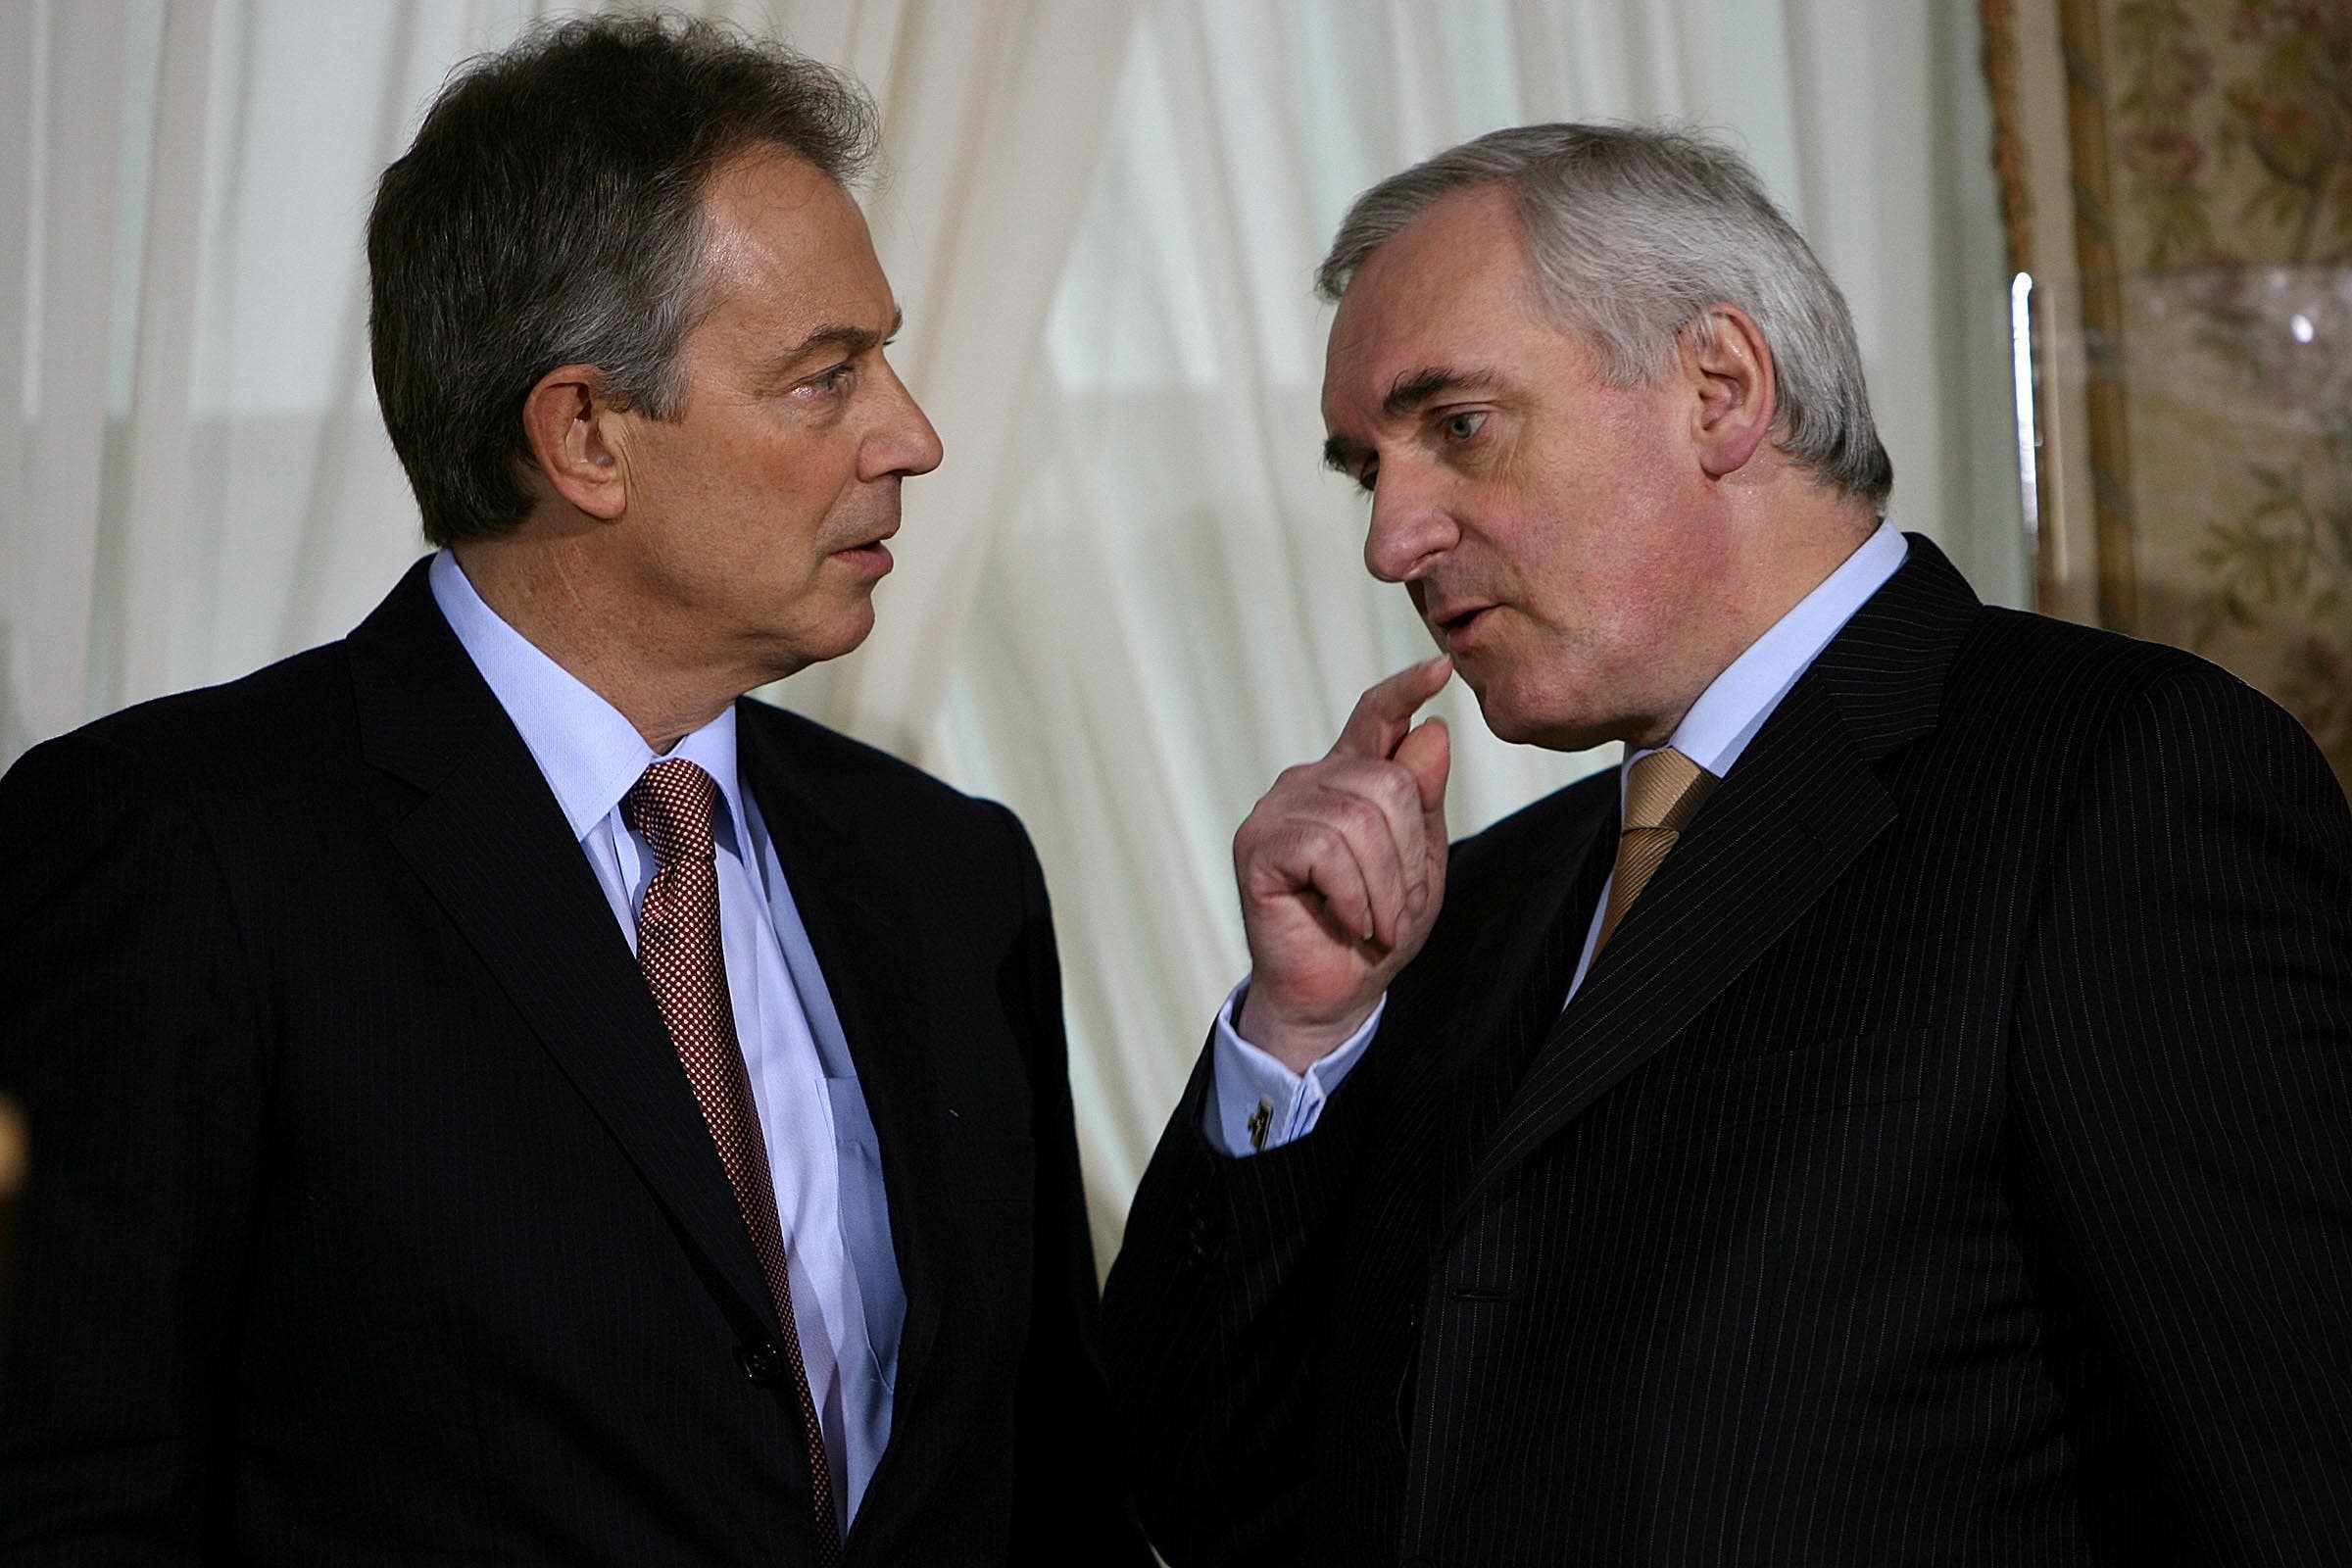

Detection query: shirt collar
xmin=1636 ymin=518 xmax=1909 ymax=785
xmin=427 ymin=550 xmax=752 ymax=858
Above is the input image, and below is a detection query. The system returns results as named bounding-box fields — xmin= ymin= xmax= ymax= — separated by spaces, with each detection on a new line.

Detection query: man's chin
xmin=760 ymin=602 xmax=877 ymax=683
xmin=1471 ymin=677 xmax=1613 ymax=754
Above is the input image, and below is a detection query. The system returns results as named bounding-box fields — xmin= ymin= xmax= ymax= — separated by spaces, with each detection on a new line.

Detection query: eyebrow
xmin=1381 ymin=365 xmax=1495 ymax=417
xmin=1322 ymin=434 xmax=1371 ymax=476
xmin=761 ymin=307 xmax=905 ymax=377
xmin=1322 ymin=365 xmax=1500 ymax=475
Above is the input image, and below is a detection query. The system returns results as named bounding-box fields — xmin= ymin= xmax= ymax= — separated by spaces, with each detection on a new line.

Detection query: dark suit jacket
xmin=1105 ymin=537 xmax=2352 ymax=1566
xmin=0 ymin=561 xmax=1145 ymax=1566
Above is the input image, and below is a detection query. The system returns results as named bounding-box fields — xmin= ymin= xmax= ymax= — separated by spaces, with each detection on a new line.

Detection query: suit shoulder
xmin=1929 ymin=606 xmax=2314 ymax=752
xmin=1924 ymin=609 xmax=2348 ymax=863
xmin=736 ymin=697 xmax=1018 ymax=832
xmin=1959 ymin=606 xmax=2243 ymax=706
xmin=0 ymin=644 xmax=359 ymax=919
xmin=10 ymin=642 xmax=355 ymax=795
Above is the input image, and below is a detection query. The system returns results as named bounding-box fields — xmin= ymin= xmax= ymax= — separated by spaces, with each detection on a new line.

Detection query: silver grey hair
xmin=1316 ymin=122 xmax=1892 ymax=509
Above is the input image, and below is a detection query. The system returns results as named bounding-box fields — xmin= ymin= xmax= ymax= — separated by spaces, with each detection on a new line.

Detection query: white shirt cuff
xmin=1203 ymin=978 xmax=1384 ymax=1157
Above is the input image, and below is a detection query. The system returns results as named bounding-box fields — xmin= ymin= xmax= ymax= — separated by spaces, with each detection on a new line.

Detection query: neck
xmin=1727 ymin=493 xmax=1881 ymax=646
xmin=1628 ymin=489 xmax=1880 ymax=751
xmin=452 ymin=530 xmax=739 ymax=752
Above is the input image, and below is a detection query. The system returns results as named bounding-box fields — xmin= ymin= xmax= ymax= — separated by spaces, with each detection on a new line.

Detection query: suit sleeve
xmin=989 ymin=804 xmax=1152 ymax=1564
xmin=1102 ymin=1007 xmax=1381 ymax=1564
xmin=2011 ymin=666 xmax=2352 ymax=1558
xmin=0 ymin=734 xmax=269 ymax=1562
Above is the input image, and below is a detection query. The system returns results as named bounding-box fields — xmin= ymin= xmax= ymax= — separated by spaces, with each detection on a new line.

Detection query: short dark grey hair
xmin=1317 ymin=123 xmax=1892 ymax=509
xmin=368 ymin=14 xmax=880 ymax=547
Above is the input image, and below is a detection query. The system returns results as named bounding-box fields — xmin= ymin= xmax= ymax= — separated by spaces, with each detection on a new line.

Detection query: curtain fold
xmin=777 ymin=0 xmax=1141 ymax=757
xmin=8 ymin=0 xmax=129 ymax=757
xmin=105 ymin=0 xmax=216 ymax=719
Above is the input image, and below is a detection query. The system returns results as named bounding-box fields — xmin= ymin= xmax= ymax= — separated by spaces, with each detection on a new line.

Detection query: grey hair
xmin=1316 ymin=122 xmax=1892 ymax=509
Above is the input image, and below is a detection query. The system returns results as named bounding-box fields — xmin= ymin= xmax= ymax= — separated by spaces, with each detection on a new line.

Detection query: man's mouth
xmin=1432 ymin=603 xmax=1495 ymax=650
xmin=833 ymin=532 xmax=896 ymax=575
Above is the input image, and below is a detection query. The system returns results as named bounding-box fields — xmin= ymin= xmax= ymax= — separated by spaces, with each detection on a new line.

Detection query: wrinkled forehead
xmin=1318 ymin=191 xmax=1548 ymax=427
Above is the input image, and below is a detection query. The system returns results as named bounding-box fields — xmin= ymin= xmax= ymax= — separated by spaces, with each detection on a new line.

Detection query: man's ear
xmin=518 ymin=365 xmax=630 ymax=520
xmin=1685 ymin=304 xmax=1777 ymax=480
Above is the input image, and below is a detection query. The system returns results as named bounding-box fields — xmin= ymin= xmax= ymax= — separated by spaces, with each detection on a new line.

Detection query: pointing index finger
xmin=1332 ymin=655 xmax=1454 ymax=760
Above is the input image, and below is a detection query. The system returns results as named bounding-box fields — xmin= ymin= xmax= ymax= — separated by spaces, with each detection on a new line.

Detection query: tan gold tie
xmin=1592 ymin=747 xmax=1717 ymax=957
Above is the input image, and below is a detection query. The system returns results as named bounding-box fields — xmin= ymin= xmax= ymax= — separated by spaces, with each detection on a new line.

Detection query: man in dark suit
xmin=1105 ymin=122 xmax=2352 ymax=1564
xmin=0 ymin=18 xmax=1141 ymax=1566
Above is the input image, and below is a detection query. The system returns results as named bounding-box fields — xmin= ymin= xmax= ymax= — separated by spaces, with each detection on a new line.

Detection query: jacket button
xmin=737 ymin=1341 xmax=784 ymax=1385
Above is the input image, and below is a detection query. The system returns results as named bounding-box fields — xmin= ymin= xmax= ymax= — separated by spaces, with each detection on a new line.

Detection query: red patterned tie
xmin=624 ymin=759 xmax=841 ymax=1563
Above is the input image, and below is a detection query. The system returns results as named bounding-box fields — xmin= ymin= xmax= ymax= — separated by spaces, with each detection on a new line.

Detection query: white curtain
xmin=1 ymin=0 xmax=2016 ymax=1263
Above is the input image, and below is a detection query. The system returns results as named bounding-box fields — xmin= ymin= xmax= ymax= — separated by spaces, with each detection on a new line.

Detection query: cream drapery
xmin=1 ymin=0 xmax=2016 ymax=1262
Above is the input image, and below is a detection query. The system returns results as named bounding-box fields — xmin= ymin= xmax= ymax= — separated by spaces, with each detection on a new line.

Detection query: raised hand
xmin=1232 ymin=655 xmax=1453 ymax=1072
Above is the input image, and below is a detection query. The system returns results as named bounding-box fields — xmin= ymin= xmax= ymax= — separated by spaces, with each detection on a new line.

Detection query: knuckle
xmin=1374 ymin=765 xmax=1419 ymax=814
xmin=1323 ymin=791 xmax=1380 ymax=834
xmin=1300 ymin=818 xmax=1352 ymax=859
xmin=1274 ymin=761 xmax=1325 ymax=794
xmin=1235 ymin=806 xmax=1275 ymax=851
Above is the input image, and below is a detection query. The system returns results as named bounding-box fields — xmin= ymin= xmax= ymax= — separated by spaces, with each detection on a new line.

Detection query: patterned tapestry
xmin=1997 ymin=0 xmax=2351 ymax=791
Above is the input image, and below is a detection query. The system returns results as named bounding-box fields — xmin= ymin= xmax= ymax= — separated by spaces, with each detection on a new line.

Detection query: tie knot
xmin=623 ymin=758 xmax=720 ymax=866
xmin=1623 ymin=747 xmax=1715 ymax=833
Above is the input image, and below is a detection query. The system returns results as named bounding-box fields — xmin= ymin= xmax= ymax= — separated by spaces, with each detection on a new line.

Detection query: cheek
xmin=714 ymin=469 xmax=839 ymax=566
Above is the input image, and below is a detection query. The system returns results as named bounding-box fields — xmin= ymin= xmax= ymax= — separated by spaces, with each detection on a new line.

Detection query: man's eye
xmin=804 ymin=365 xmax=855 ymax=397
xmin=1442 ymin=411 xmax=1486 ymax=441
xmin=1355 ymin=465 xmax=1379 ymax=495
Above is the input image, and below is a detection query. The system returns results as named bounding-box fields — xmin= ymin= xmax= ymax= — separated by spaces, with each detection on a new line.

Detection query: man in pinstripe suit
xmin=1106 ymin=123 xmax=2352 ymax=1565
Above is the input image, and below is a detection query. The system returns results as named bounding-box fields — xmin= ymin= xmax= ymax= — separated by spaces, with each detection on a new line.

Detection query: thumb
xmin=1393 ymin=715 xmax=1451 ymax=820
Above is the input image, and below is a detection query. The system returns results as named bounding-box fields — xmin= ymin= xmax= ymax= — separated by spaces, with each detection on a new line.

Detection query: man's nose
xmin=1364 ymin=469 xmax=1456 ymax=583
xmin=868 ymin=366 xmax=944 ymax=480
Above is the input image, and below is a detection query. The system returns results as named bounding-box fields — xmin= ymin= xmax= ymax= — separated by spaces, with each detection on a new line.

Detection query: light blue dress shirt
xmin=1211 ymin=521 xmax=1911 ymax=1155
xmin=429 ymin=552 xmax=901 ymax=1533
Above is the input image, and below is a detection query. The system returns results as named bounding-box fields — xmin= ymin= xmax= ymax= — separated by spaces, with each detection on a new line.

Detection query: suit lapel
xmin=346 ymin=562 xmax=778 ymax=1334
xmin=733 ymin=708 xmax=951 ymax=1432
xmin=1426 ymin=791 xmax=1616 ymax=1228
xmin=1455 ymin=534 xmax=1984 ymax=1217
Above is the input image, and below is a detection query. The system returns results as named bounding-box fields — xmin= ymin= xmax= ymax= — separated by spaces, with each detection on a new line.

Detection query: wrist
xmin=1234 ymin=984 xmax=1379 ymax=1074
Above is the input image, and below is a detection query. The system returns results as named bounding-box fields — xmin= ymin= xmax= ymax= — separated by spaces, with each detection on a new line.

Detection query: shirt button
xmin=737 ymin=1341 xmax=784 ymax=1385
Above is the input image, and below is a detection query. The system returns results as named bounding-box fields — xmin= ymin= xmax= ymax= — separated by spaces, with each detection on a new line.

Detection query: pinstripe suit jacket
xmin=0 ymin=563 xmax=1145 ymax=1566
xmin=1105 ymin=536 xmax=2352 ymax=1566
